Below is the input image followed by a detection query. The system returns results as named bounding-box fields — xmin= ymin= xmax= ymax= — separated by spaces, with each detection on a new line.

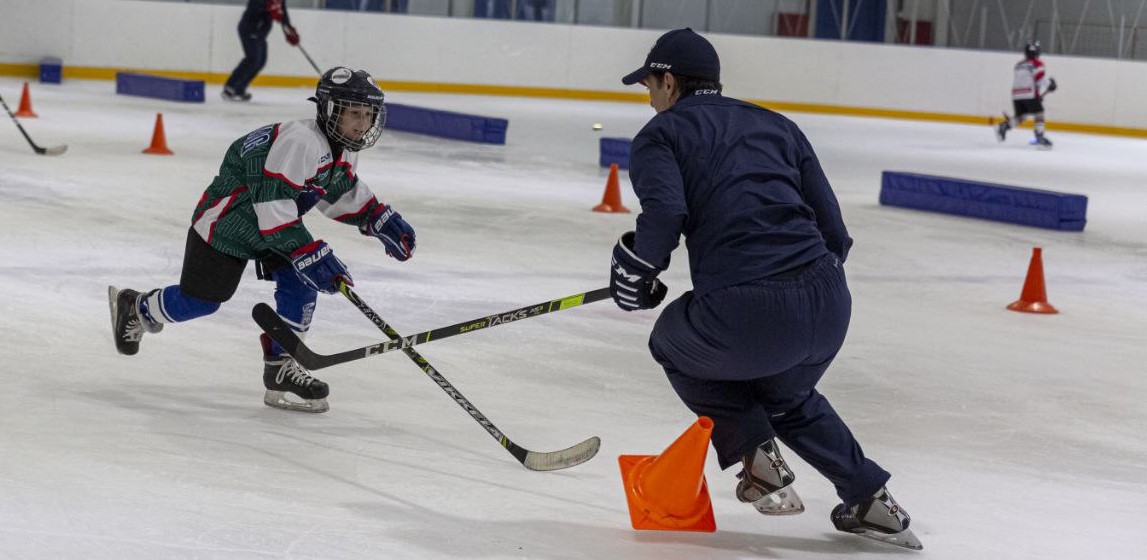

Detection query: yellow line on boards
xmin=2 ymin=63 xmax=1145 ymax=139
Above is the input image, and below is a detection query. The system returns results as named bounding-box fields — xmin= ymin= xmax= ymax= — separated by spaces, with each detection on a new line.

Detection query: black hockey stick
xmin=0 ymin=93 xmax=67 ymax=156
xmin=297 ymin=44 xmax=322 ymax=75
xmin=338 ymin=280 xmax=600 ymax=471
xmin=253 ymin=287 xmax=611 ymax=371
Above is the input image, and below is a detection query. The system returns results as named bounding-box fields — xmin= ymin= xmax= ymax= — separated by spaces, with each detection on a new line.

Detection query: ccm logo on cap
xmin=650 ymin=62 xmax=672 ymax=70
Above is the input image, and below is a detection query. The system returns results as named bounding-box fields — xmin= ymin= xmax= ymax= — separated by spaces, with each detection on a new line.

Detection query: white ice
xmin=1 ymin=77 xmax=1145 ymax=559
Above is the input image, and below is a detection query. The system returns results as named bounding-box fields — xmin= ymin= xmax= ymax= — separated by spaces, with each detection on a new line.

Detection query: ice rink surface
xmin=1 ymin=76 xmax=1145 ymax=559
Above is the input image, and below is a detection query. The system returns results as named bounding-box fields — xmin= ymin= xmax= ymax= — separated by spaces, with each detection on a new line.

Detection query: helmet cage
xmin=320 ymin=98 xmax=385 ymax=152
xmin=314 ymin=67 xmax=386 ymax=152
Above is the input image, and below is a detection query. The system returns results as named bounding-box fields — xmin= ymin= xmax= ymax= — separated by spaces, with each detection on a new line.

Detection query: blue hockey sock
xmin=143 ymin=285 xmax=221 ymax=323
xmin=269 ymin=267 xmax=317 ymax=355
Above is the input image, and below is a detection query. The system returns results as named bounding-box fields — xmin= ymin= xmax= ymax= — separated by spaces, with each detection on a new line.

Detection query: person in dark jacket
xmin=609 ymin=28 xmax=921 ymax=550
xmin=223 ymin=0 xmax=300 ymax=101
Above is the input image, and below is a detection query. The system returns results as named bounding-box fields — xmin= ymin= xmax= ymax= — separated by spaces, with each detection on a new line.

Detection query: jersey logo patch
xmin=241 ymin=124 xmax=276 ymax=156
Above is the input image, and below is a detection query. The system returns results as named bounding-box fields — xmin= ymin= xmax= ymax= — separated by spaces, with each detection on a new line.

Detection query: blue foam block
xmin=115 ymin=72 xmax=204 ymax=103
xmin=384 ymin=103 xmax=507 ymax=144
xmin=599 ymin=137 xmax=631 ymax=169
xmin=40 ymin=57 xmax=62 ymax=84
xmin=879 ymin=171 xmax=1087 ymax=231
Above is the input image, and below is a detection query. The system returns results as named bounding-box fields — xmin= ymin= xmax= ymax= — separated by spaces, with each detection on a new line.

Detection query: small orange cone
xmin=593 ymin=163 xmax=631 ymax=213
xmin=14 ymin=82 xmax=37 ymax=118
xmin=618 ymin=416 xmax=716 ymax=532
xmin=143 ymin=113 xmax=173 ymax=155
xmin=1007 ymin=247 xmax=1058 ymax=314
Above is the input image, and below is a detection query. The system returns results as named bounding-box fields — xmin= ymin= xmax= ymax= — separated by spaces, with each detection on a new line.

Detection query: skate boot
xmin=735 ymin=439 xmax=804 ymax=515
xmin=831 ymin=487 xmax=922 ymax=550
xmin=108 ymin=286 xmax=163 ymax=356
xmin=221 ymin=86 xmax=251 ymax=102
xmin=261 ymin=333 xmax=329 ymax=413
xmin=1032 ymin=134 xmax=1053 ymax=148
xmin=995 ymin=114 xmax=1011 ymax=141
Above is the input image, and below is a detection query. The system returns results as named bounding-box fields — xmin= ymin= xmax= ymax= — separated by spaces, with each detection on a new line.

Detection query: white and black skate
xmin=261 ymin=334 xmax=329 ymax=413
xmin=108 ymin=286 xmax=162 ymax=356
xmin=831 ymin=487 xmax=923 ymax=550
xmin=1032 ymin=134 xmax=1053 ymax=148
xmin=735 ymin=439 xmax=804 ymax=515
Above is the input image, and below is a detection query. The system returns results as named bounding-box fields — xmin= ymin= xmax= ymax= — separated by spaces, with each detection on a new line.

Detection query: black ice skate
xmin=995 ymin=114 xmax=1011 ymax=141
xmin=221 ymin=87 xmax=251 ymax=102
xmin=735 ymin=439 xmax=804 ymax=515
xmin=108 ymin=286 xmax=163 ymax=356
xmin=831 ymin=487 xmax=923 ymax=550
xmin=261 ymin=333 xmax=329 ymax=413
xmin=1032 ymin=134 xmax=1053 ymax=148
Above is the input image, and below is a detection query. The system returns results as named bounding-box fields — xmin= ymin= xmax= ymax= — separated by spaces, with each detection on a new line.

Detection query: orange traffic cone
xmin=618 ymin=416 xmax=716 ymax=532
xmin=1007 ymin=247 xmax=1058 ymax=314
xmin=143 ymin=113 xmax=173 ymax=155
xmin=14 ymin=82 xmax=37 ymax=118
xmin=593 ymin=163 xmax=631 ymax=213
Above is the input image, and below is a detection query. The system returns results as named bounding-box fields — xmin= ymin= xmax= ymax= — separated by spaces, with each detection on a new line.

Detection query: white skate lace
xmin=276 ymin=359 xmax=316 ymax=387
xmin=122 ymin=317 xmax=145 ymax=342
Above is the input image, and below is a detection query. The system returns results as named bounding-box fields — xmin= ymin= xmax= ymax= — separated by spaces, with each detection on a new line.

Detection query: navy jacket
xmin=240 ymin=0 xmax=291 ymax=35
xmin=629 ymin=92 xmax=852 ymax=299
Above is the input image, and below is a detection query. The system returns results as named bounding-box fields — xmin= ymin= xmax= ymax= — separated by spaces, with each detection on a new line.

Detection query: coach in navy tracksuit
xmin=610 ymin=29 xmax=918 ymax=543
xmin=223 ymin=0 xmax=300 ymax=101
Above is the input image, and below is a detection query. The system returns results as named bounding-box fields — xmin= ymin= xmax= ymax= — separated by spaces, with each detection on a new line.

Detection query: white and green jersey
xmin=191 ymin=119 xmax=384 ymax=261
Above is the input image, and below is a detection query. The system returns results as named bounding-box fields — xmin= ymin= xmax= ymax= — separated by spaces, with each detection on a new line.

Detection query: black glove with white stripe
xmin=610 ymin=231 xmax=668 ymax=311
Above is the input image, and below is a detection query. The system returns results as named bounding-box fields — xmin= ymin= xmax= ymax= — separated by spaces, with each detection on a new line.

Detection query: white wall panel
xmin=0 ymin=0 xmax=1144 ymax=130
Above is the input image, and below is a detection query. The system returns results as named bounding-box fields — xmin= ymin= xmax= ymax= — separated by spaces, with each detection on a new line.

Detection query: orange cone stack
xmin=593 ymin=163 xmax=631 ymax=213
xmin=618 ymin=416 xmax=717 ymax=532
xmin=14 ymin=82 xmax=38 ymax=118
xmin=1007 ymin=247 xmax=1058 ymax=314
xmin=143 ymin=113 xmax=174 ymax=155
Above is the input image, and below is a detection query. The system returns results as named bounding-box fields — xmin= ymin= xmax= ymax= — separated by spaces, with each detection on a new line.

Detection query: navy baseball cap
xmin=622 ymin=28 xmax=721 ymax=85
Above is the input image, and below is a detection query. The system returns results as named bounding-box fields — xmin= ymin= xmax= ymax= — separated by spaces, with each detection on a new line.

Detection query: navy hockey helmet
xmin=1024 ymin=40 xmax=1042 ymax=59
xmin=312 ymin=67 xmax=386 ymax=152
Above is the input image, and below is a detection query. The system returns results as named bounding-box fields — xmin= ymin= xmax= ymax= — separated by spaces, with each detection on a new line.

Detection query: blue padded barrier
xmin=40 ymin=57 xmax=62 ymax=84
xmin=880 ymin=171 xmax=1087 ymax=231
xmin=599 ymin=137 xmax=631 ymax=169
xmin=115 ymin=72 xmax=204 ymax=103
xmin=385 ymin=103 xmax=507 ymax=144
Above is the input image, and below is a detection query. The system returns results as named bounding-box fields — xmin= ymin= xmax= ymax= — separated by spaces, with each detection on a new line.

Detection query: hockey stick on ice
xmin=252 ymin=287 xmax=610 ymax=371
xmin=337 ymin=280 xmax=600 ymax=471
xmin=0 ymin=93 xmax=67 ymax=156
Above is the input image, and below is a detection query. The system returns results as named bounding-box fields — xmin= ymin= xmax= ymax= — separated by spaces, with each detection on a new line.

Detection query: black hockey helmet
xmin=311 ymin=67 xmax=386 ymax=152
xmin=1024 ymin=40 xmax=1042 ymax=59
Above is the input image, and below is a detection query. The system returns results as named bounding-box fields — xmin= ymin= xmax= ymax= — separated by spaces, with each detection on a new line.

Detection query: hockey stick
xmin=297 ymin=44 xmax=322 ymax=75
xmin=0 ymin=93 xmax=67 ymax=156
xmin=252 ymin=286 xmax=611 ymax=371
xmin=338 ymin=281 xmax=600 ymax=471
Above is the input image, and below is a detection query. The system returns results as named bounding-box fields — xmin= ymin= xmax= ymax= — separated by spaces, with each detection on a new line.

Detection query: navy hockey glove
xmin=362 ymin=205 xmax=416 ymax=262
xmin=295 ymin=185 xmax=325 ymax=216
xmin=290 ymin=240 xmax=352 ymax=294
xmin=610 ymin=231 xmax=668 ymax=311
xmin=1046 ymin=78 xmax=1057 ymax=93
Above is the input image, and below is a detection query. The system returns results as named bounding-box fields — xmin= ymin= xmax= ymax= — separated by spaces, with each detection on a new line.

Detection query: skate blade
xmin=852 ymin=527 xmax=923 ymax=550
xmin=751 ymin=486 xmax=805 ymax=515
xmin=264 ymin=390 xmax=329 ymax=414
xmin=107 ymin=286 xmax=119 ymax=333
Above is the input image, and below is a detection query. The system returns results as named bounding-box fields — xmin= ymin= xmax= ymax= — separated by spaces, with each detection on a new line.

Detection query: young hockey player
xmin=610 ymin=28 xmax=921 ymax=549
xmin=997 ymin=40 xmax=1057 ymax=147
xmin=109 ymin=67 xmax=415 ymax=414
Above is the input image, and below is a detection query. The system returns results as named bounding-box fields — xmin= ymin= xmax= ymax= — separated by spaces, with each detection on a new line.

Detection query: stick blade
xmin=521 ymin=436 xmax=601 ymax=471
xmin=38 ymin=144 xmax=67 ymax=156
